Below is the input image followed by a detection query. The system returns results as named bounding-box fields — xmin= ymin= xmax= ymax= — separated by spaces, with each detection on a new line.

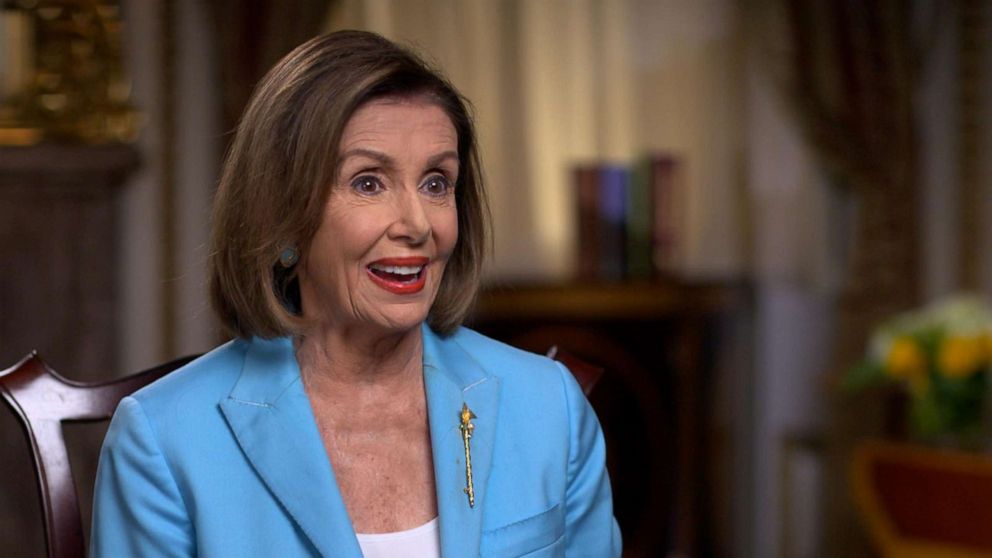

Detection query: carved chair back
xmin=0 ymin=353 xmax=196 ymax=558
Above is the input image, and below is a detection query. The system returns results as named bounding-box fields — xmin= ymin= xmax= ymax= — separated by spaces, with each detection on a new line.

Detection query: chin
xmin=362 ymin=288 xmax=439 ymax=333
xmin=367 ymin=307 xmax=432 ymax=335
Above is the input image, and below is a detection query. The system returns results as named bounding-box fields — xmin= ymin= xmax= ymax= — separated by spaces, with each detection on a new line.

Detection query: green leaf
xmin=844 ymin=361 xmax=886 ymax=391
xmin=911 ymin=391 xmax=944 ymax=439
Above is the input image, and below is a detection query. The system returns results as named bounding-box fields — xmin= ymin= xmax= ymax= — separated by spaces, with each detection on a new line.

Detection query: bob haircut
xmin=209 ymin=30 xmax=489 ymax=339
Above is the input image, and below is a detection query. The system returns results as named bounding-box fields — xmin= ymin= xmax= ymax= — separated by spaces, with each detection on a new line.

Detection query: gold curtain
xmin=780 ymin=2 xmax=937 ymax=555
xmin=783 ymin=0 xmax=927 ymax=364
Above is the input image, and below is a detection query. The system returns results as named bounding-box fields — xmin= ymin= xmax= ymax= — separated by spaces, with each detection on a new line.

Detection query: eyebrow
xmin=338 ymin=148 xmax=459 ymax=170
xmin=426 ymin=150 xmax=460 ymax=169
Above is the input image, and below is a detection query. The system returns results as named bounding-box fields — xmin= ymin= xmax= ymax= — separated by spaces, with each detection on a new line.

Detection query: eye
xmin=350 ymin=175 xmax=383 ymax=195
xmin=421 ymin=175 xmax=452 ymax=197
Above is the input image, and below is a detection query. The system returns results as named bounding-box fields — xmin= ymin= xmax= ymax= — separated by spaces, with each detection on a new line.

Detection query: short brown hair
xmin=209 ymin=30 xmax=489 ymax=339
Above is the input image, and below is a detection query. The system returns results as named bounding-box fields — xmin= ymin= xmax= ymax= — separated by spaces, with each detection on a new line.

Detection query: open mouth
xmin=367 ymin=263 xmax=425 ymax=284
xmin=366 ymin=258 xmax=429 ymax=294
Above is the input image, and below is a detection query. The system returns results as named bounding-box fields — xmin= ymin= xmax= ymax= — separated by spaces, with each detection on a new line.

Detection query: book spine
xmin=574 ymin=165 xmax=601 ymax=281
xmin=651 ymin=155 xmax=682 ymax=274
xmin=598 ymin=165 xmax=628 ymax=280
xmin=626 ymin=157 xmax=654 ymax=279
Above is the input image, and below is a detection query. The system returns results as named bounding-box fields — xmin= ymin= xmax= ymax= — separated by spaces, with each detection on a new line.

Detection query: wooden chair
xmin=852 ymin=441 xmax=992 ymax=558
xmin=546 ymin=345 xmax=605 ymax=395
xmin=0 ymin=352 xmax=196 ymax=558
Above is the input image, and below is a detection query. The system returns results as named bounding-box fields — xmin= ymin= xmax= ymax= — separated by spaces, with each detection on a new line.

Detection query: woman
xmin=92 ymin=30 xmax=620 ymax=557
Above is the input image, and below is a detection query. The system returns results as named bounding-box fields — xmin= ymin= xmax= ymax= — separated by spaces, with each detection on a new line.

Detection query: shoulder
xmin=440 ymin=327 xmax=587 ymax=424
xmin=103 ymin=337 xmax=282 ymax=480
xmin=445 ymin=326 xmax=572 ymax=390
xmin=446 ymin=327 xmax=555 ymax=370
xmin=114 ymin=338 xmax=281 ymax=454
xmin=128 ymin=338 xmax=251 ymax=415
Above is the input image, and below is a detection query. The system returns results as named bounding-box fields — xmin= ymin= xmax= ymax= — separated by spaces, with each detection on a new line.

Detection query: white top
xmin=356 ymin=517 xmax=441 ymax=558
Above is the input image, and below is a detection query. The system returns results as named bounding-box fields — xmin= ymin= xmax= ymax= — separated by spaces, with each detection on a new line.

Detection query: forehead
xmin=339 ymin=96 xmax=458 ymax=150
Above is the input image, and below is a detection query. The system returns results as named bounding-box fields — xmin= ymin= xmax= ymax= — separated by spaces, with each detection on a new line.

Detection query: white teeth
xmin=369 ymin=264 xmax=424 ymax=275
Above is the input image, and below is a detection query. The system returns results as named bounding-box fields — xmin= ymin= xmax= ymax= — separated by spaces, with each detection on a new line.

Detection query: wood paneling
xmin=0 ymin=144 xmax=137 ymax=557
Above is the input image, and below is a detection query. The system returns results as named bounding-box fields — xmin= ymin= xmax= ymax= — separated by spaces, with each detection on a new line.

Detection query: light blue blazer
xmin=91 ymin=324 xmax=621 ymax=557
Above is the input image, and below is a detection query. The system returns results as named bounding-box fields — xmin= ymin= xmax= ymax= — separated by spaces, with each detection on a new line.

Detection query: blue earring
xmin=279 ymin=246 xmax=299 ymax=268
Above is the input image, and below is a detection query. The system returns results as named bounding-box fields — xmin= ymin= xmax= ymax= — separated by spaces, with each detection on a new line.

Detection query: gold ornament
xmin=458 ymin=403 xmax=476 ymax=508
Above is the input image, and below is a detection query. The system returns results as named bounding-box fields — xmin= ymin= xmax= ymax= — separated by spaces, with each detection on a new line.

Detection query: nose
xmin=386 ymin=188 xmax=431 ymax=245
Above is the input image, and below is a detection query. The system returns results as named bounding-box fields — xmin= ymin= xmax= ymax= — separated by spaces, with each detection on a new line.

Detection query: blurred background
xmin=1 ymin=0 xmax=991 ymax=557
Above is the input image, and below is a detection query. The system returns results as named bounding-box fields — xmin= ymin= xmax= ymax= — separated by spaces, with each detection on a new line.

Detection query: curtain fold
xmin=782 ymin=0 xmax=927 ymax=365
xmin=780 ymin=2 xmax=936 ymax=556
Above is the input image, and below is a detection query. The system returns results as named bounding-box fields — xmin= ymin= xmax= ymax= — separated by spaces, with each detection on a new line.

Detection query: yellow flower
xmin=885 ymin=337 xmax=926 ymax=380
xmin=938 ymin=336 xmax=984 ymax=379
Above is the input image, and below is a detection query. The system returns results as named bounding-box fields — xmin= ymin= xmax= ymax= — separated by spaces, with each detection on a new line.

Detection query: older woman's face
xmin=298 ymin=97 xmax=459 ymax=334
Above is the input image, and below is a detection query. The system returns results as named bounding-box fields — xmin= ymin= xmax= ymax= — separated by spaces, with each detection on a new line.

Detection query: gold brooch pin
xmin=459 ymin=402 xmax=477 ymax=508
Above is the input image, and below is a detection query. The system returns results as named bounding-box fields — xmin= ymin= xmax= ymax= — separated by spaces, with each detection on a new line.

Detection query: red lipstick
xmin=366 ymin=257 xmax=429 ymax=295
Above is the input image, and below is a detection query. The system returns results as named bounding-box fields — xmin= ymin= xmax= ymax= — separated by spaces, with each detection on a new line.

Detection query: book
xmin=626 ymin=158 xmax=654 ymax=279
xmin=649 ymin=154 xmax=683 ymax=275
xmin=574 ymin=164 xmax=629 ymax=281
xmin=574 ymin=155 xmax=683 ymax=280
xmin=598 ymin=165 xmax=628 ymax=280
xmin=574 ymin=165 xmax=601 ymax=281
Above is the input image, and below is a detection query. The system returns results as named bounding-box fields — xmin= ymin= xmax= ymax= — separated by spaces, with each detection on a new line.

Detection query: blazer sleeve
xmin=556 ymin=361 xmax=623 ymax=557
xmin=91 ymin=396 xmax=195 ymax=557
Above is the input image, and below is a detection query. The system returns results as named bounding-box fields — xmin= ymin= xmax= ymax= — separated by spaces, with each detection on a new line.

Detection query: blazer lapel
xmin=218 ymin=337 xmax=362 ymax=558
xmin=423 ymin=325 xmax=501 ymax=558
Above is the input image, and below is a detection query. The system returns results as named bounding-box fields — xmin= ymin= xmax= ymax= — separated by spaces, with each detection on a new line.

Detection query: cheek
xmin=434 ymin=206 xmax=459 ymax=256
xmin=304 ymin=213 xmax=378 ymax=290
xmin=324 ymin=208 xmax=383 ymax=256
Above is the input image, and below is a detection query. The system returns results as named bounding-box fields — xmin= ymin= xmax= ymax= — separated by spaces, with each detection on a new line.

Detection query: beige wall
xmin=630 ymin=0 xmax=747 ymax=277
xmin=329 ymin=0 xmax=748 ymax=280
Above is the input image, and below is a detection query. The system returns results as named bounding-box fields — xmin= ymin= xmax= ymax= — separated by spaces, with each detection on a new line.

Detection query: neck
xmin=295 ymin=323 xmax=424 ymax=399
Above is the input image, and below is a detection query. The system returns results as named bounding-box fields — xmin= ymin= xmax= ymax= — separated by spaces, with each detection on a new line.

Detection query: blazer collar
xmin=423 ymin=324 xmax=501 ymax=558
xmin=219 ymin=337 xmax=362 ymax=558
xmin=218 ymin=326 xmax=501 ymax=558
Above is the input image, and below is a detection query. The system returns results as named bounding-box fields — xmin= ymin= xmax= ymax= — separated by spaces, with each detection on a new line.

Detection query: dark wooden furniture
xmin=0 ymin=353 xmax=195 ymax=558
xmin=547 ymin=345 xmax=605 ymax=396
xmin=0 ymin=145 xmax=138 ymax=374
xmin=0 ymin=144 xmax=138 ymax=556
xmin=468 ymin=280 xmax=745 ymax=558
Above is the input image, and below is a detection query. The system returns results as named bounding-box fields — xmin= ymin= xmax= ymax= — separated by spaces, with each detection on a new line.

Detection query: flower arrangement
xmin=846 ymin=295 xmax=992 ymax=444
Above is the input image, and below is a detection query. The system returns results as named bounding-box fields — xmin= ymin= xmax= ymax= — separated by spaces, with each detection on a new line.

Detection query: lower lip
xmin=366 ymin=266 xmax=428 ymax=295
